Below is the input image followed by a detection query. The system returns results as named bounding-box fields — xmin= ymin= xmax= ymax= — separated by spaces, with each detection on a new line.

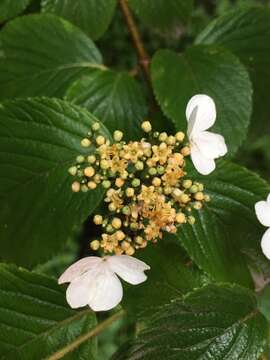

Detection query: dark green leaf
xmin=151 ymin=45 xmax=252 ymax=155
xmin=258 ymin=284 xmax=270 ymax=322
xmin=0 ymin=97 xmax=111 ymax=267
xmin=114 ymin=284 xmax=268 ymax=360
xmin=177 ymin=161 xmax=270 ymax=286
xmin=41 ymin=0 xmax=116 ymax=40
xmin=0 ymin=14 xmax=103 ymax=100
xmin=66 ymin=69 xmax=148 ymax=140
xmin=123 ymin=237 xmax=204 ymax=315
xmin=129 ymin=0 xmax=193 ymax=30
xmin=0 ymin=0 xmax=31 ymax=23
xmin=196 ymin=7 xmax=270 ymax=137
xmin=0 ymin=263 xmax=97 ymax=359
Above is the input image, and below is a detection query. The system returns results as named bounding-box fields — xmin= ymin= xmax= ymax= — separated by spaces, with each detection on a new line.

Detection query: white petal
xmin=192 ymin=131 xmax=228 ymax=159
xmin=255 ymin=200 xmax=270 ymax=227
xmin=88 ymin=264 xmax=123 ymax=312
xmin=261 ymin=228 xmax=270 ymax=259
xmin=186 ymin=94 xmax=216 ymax=136
xmin=58 ymin=257 xmax=102 ymax=284
xmin=190 ymin=145 xmax=216 ymax=175
xmin=107 ymin=255 xmax=150 ymax=285
xmin=267 ymin=193 xmax=270 ymax=203
xmin=66 ymin=270 xmax=96 ymax=309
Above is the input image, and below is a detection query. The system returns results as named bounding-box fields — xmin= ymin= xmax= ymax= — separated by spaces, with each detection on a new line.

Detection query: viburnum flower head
xmin=186 ymin=94 xmax=228 ymax=175
xmin=255 ymin=194 xmax=270 ymax=259
xmin=58 ymin=255 xmax=150 ymax=311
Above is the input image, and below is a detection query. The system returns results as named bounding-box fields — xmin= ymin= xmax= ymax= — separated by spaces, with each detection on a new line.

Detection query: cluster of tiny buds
xmin=69 ymin=120 xmax=210 ymax=256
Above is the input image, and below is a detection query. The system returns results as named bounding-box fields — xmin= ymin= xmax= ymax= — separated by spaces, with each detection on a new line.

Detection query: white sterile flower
xmin=255 ymin=194 xmax=270 ymax=259
xmin=186 ymin=94 xmax=228 ymax=175
xmin=58 ymin=255 xmax=150 ymax=312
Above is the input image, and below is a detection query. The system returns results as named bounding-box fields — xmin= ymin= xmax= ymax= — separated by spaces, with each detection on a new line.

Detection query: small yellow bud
xmin=181 ymin=146 xmax=190 ymax=156
xmin=94 ymin=174 xmax=102 ymax=184
xmin=166 ymin=135 xmax=176 ymax=145
xmin=126 ymin=188 xmax=135 ymax=197
xmin=135 ymin=161 xmax=144 ymax=171
xmin=183 ymin=179 xmax=192 ymax=189
xmin=173 ymin=188 xmax=182 ymax=198
xmin=81 ymin=138 xmax=91 ymax=147
xmin=84 ymin=166 xmax=95 ymax=177
xmin=188 ymin=216 xmax=196 ymax=225
xmin=92 ymin=122 xmax=100 ymax=131
xmin=112 ymin=218 xmax=122 ymax=229
xmin=164 ymin=186 xmax=172 ymax=195
xmin=180 ymin=194 xmax=190 ymax=203
xmin=100 ymin=159 xmax=110 ymax=170
xmin=194 ymin=192 xmax=204 ymax=201
xmin=72 ymin=181 xmax=80 ymax=192
xmin=81 ymin=184 xmax=88 ymax=192
xmin=152 ymin=177 xmax=161 ymax=187
xmin=159 ymin=142 xmax=167 ymax=150
xmin=87 ymin=155 xmax=96 ymax=164
xmin=108 ymin=203 xmax=117 ymax=211
xmin=68 ymin=166 xmax=77 ymax=176
xmin=121 ymin=241 xmax=131 ymax=251
xmin=76 ymin=155 xmax=85 ymax=163
xmin=204 ymin=194 xmax=211 ymax=202
xmin=113 ymin=130 xmax=123 ymax=142
xmin=94 ymin=215 xmax=103 ymax=225
xmin=141 ymin=121 xmax=152 ymax=133
xmin=176 ymin=213 xmax=186 ymax=224
xmin=115 ymin=178 xmax=125 ymax=187
xmin=194 ymin=201 xmax=202 ymax=210
xmin=125 ymin=246 xmax=135 ymax=256
xmin=90 ymin=240 xmax=100 ymax=250
xmin=96 ymin=135 xmax=105 ymax=146
xmin=159 ymin=132 xmax=168 ymax=142
xmin=175 ymin=132 xmax=185 ymax=142
xmin=88 ymin=181 xmax=97 ymax=189
xmin=135 ymin=236 xmax=144 ymax=245
xmin=115 ymin=230 xmax=125 ymax=241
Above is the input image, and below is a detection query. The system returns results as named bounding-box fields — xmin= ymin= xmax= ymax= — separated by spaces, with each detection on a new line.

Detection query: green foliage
xmin=0 ymin=98 xmax=110 ymax=267
xmin=129 ymin=0 xmax=193 ymax=31
xmin=114 ymin=284 xmax=268 ymax=360
xmin=196 ymin=7 xmax=270 ymax=137
xmin=0 ymin=0 xmax=31 ymax=22
xmin=0 ymin=263 xmax=97 ymax=359
xmin=176 ymin=161 xmax=270 ymax=286
xmin=41 ymin=0 xmax=117 ymax=40
xmin=151 ymin=45 xmax=252 ymax=155
xmin=66 ymin=69 xmax=148 ymax=140
xmin=0 ymin=14 xmax=103 ymax=99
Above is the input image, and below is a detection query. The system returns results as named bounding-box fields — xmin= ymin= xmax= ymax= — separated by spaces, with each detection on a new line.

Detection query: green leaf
xmin=129 ymin=0 xmax=193 ymax=31
xmin=122 ymin=237 xmax=204 ymax=315
xmin=0 ymin=14 xmax=103 ymax=100
xmin=66 ymin=69 xmax=148 ymax=140
xmin=177 ymin=161 xmax=270 ymax=286
xmin=258 ymin=284 xmax=270 ymax=322
xmin=196 ymin=7 xmax=270 ymax=137
xmin=0 ymin=0 xmax=31 ymax=23
xmin=0 ymin=97 xmax=111 ymax=267
xmin=0 ymin=263 xmax=97 ymax=359
xmin=151 ymin=45 xmax=252 ymax=156
xmin=115 ymin=284 xmax=268 ymax=360
xmin=41 ymin=0 xmax=116 ymax=40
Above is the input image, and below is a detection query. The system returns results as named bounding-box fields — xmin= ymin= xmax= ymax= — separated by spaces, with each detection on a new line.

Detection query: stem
xmin=47 ymin=309 xmax=125 ymax=360
xmin=119 ymin=0 xmax=151 ymax=85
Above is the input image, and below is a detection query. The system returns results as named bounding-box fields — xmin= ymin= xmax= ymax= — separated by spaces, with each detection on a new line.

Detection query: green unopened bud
xmin=68 ymin=166 xmax=77 ymax=176
xmin=157 ymin=166 xmax=165 ymax=175
xmin=92 ymin=122 xmax=100 ymax=131
xmin=190 ymin=185 xmax=198 ymax=193
xmin=188 ymin=216 xmax=196 ymax=225
xmin=81 ymin=184 xmax=89 ymax=192
xmin=76 ymin=155 xmax=85 ymax=163
xmin=149 ymin=167 xmax=157 ymax=176
xmin=102 ymin=180 xmax=111 ymax=189
xmin=132 ymin=178 xmax=140 ymax=187
xmin=122 ymin=206 xmax=131 ymax=215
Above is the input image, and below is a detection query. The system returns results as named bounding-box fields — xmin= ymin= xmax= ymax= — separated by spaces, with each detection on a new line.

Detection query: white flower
xmin=186 ymin=94 xmax=228 ymax=175
xmin=58 ymin=255 xmax=150 ymax=312
xmin=255 ymin=194 xmax=270 ymax=259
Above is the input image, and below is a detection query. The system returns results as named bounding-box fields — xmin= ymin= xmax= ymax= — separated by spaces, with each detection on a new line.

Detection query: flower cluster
xmin=69 ymin=119 xmax=209 ymax=256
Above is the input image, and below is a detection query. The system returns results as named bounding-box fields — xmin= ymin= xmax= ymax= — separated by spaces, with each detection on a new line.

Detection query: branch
xmin=47 ymin=309 xmax=125 ymax=360
xmin=119 ymin=0 xmax=151 ymax=85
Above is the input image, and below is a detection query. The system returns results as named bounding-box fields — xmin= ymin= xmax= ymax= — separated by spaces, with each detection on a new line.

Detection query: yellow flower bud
xmin=84 ymin=166 xmax=95 ymax=177
xmin=176 ymin=213 xmax=186 ymax=224
xmin=115 ymin=230 xmax=125 ymax=241
xmin=159 ymin=132 xmax=168 ymax=142
xmin=166 ymin=135 xmax=176 ymax=145
xmin=183 ymin=179 xmax=192 ymax=189
xmin=92 ymin=122 xmax=100 ymax=131
xmin=112 ymin=217 xmax=122 ymax=229
xmin=100 ymin=159 xmax=110 ymax=170
xmin=125 ymin=246 xmax=135 ymax=256
xmin=87 ymin=155 xmax=96 ymax=164
xmin=68 ymin=166 xmax=77 ymax=176
xmin=175 ymin=132 xmax=185 ymax=142
xmin=71 ymin=181 xmax=80 ymax=192
xmin=188 ymin=216 xmax=196 ymax=225
xmin=93 ymin=215 xmax=103 ymax=225
xmin=115 ymin=178 xmax=125 ymax=187
xmin=109 ymin=203 xmax=117 ymax=211
xmin=81 ymin=138 xmax=91 ymax=147
xmin=194 ymin=192 xmax=204 ymax=201
xmin=180 ymin=193 xmax=190 ymax=203
xmin=90 ymin=240 xmax=100 ymax=250
xmin=88 ymin=181 xmax=97 ymax=189
xmin=181 ymin=146 xmax=190 ymax=156
xmin=152 ymin=177 xmax=161 ymax=187
xmin=96 ymin=135 xmax=105 ymax=146
xmin=121 ymin=241 xmax=131 ymax=251
xmin=113 ymin=130 xmax=123 ymax=142
xmin=141 ymin=121 xmax=152 ymax=133
xmin=126 ymin=188 xmax=135 ymax=197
